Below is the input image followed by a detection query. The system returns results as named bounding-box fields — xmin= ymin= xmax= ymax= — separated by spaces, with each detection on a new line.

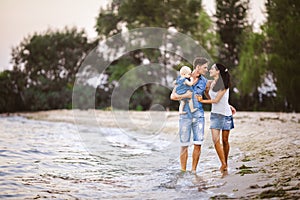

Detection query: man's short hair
xmin=193 ymin=57 xmax=209 ymax=69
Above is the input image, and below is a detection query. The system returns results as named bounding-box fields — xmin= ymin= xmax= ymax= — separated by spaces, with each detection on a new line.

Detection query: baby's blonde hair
xmin=179 ymin=66 xmax=191 ymax=76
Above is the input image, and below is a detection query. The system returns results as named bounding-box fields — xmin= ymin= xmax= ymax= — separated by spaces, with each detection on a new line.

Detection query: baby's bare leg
xmin=179 ymin=100 xmax=187 ymax=114
xmin=188 ymin=98 xmax=197 ymax=112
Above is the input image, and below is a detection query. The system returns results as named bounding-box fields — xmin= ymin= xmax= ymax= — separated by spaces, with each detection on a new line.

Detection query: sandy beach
xmin=13 ymin=110 xmax=300 ymax=199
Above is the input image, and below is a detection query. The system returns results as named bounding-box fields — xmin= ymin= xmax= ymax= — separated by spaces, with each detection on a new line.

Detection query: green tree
xmin=265 ymin=0 xmax=300 ymax=111
xmin=10 ymin=27 xmax=95 ymax=111
xmin=96 ymin=0 xmax=217 ymax=56
xmin=235 ymin=27 xmax=273 ymax=110
xmin=215 ymin=0 xmax=249 ymax=69
xmin=95 ymin=0 xmax=218 ymax=110
xmin=0 ymin=70 xmax=25 ymax=113
xmin=12 ymin=27 xmax=93 ymax=88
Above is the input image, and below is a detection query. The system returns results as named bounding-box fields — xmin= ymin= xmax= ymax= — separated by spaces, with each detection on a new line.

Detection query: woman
xmin=198 ymin=63 xmax=235 ymax=172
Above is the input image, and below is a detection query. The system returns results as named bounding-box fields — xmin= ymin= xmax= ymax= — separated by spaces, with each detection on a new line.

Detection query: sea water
xmin=0 ymin=116 xmax=238 ymax=199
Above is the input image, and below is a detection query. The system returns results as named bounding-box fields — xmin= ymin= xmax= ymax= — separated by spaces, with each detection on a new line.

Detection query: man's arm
xmin=170 ymin=86 xmax=193 ymax=101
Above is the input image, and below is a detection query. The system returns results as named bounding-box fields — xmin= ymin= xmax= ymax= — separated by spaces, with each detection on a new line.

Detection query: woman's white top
xmin=209 ymin=88 xmax=232 ymax=116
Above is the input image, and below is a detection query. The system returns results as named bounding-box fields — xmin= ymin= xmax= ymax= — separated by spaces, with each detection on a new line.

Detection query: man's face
xmin=196 ymin=63 xmax=208 ymax=76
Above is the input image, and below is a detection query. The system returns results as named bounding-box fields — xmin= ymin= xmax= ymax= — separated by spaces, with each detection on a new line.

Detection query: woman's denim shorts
xmin=210 ymin=113 xmax=234 ymax=130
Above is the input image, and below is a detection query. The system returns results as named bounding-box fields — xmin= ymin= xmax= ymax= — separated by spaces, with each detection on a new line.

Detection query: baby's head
xmin=179 ymin=66 xmax=192 ymax=78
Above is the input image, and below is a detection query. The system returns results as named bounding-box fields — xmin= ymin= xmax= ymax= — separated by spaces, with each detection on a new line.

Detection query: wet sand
xmin=15 ymin=110 xmax=300 ymax=199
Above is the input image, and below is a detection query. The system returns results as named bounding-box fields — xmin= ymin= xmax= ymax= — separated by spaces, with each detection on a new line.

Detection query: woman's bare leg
xmin=211 ymin=129 xmax=227 ymax=171
xmin=222 ymin=130 xmax=230 ymax=166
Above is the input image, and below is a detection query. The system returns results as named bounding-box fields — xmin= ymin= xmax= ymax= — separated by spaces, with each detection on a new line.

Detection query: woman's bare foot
xmin=221 ymin=170 xmax=228 ymax=178
xmin=220 ymin=165 xmax=227 ymax=172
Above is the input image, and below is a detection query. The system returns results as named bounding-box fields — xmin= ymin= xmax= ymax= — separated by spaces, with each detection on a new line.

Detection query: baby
xmin=175 ymin=66 xmax=197 ymax=114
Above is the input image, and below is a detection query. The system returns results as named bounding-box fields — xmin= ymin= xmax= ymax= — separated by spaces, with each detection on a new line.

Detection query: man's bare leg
xmin=191 ymin=144 xmax=201 ymax=173
xmin=180 ymin=146 xmax=188 ymax=171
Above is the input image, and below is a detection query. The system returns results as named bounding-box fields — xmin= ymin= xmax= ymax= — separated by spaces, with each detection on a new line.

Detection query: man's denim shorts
xmin=210 ymin=112 xmax=234 ymax=130
xmin=179 ymin=110 xmax=205 ymax=146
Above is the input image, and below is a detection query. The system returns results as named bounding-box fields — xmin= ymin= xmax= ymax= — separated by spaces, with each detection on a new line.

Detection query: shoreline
xmin=5 ymin=110 xmax=300 ymax=199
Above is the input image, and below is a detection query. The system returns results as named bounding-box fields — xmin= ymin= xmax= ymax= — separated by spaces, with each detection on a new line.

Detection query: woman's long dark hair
xmin=212 ymin=63 xmax=231 ymax=92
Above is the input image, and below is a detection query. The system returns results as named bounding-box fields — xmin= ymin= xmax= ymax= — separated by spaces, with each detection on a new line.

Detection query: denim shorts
xmin=179 ymin=110 xmax=205 ymax=146
xmin=210 ymin=113 xmax=234 ymax=130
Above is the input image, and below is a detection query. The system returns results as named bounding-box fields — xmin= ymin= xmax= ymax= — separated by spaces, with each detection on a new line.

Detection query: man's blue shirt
xmin=183 ymin=75 xmax=207 ymax=117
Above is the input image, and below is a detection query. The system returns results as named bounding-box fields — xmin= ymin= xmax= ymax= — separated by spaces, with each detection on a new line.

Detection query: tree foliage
xmin=0 ymin=70 xmax=25 ymax=112
xmin=1 ymin=27 xmax=95 ymax=112
xmin=235 ymin=27 xmax=273 ymax=110
xmin=215 ymin=0 xmax=249 ymax=69
xmin=95 ymin=0 xmax=218 ymax=110
xmin=96 ymin=0 xmax=217 ymax=55
xmin=12 ymin=28 xmax=93 ymax=88
xmin=265 ymin=0 xmax=300 ymax=111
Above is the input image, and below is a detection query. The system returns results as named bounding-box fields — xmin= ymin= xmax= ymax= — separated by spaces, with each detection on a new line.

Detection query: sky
xmin=0 ymin=0 xmax=266 ymax=72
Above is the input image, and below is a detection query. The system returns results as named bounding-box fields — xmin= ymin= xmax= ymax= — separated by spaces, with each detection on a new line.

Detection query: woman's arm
xmin=204 ymin=80 xmax=212 ymax=100
xmin=197 ymin=89 xmax=227 ymax=104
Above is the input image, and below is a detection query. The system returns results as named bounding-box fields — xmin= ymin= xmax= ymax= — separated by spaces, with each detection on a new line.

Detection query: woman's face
xmin=209 ymin=65 xmax=219 ymax=78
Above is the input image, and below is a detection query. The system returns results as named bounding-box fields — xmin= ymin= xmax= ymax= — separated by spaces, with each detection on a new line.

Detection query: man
xmin=170 ymin=57 xmax=209 ymax=173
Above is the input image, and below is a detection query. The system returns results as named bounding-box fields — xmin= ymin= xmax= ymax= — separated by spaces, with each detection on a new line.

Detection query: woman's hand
xmin=230 ymin=105 xmax=236 ymax=115
xmin=196 ymin=95 xmax=204 ymax=102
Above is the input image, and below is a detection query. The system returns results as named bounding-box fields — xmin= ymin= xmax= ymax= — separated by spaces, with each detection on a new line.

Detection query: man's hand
xmin=170 ymin=91 xmax=179 ymax=100
xmin=170 ymin=90 xmax=192 ymax=101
